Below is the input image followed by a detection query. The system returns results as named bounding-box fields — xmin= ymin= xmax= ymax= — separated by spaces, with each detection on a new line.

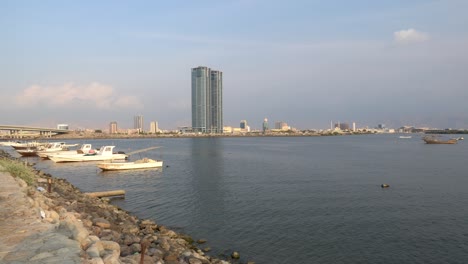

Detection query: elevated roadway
xmin=0 ymin=125 xmax=69 ymax=138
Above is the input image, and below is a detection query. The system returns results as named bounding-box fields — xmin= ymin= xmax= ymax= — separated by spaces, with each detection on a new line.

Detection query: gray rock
xmin=30 ymin=251 xmax=54 ymax=261
xmin=196 ymin=239 xmax=207 ymax=244
xmin=130 ymin=243 xmax=141 ymax=253
xmin=94 ymin=217 xmax=111 ymax=229
xmin=120 ymin=245 xmax=133 ymax=257
xmin=90 ymin=257 xmax=105 ymax=264
xmin=87 ymin=243 xmax=101 ymax=258
xmin=189 ymin=258 xmax=203 ymax=264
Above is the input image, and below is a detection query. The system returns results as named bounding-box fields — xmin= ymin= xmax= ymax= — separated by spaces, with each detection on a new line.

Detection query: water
xmin=17 ymin=135 xmax=468 ymax=263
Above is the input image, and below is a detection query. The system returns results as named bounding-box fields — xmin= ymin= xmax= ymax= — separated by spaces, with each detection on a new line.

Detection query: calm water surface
xmin=22 ymin=135 xmax=468 ymax=263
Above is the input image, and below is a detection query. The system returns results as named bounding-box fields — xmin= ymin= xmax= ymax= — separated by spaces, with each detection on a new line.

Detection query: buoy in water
xmin=381 ymin=184 xmax=390 ymax=188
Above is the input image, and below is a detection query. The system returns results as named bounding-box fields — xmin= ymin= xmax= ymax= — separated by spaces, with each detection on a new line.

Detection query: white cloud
xmin=15 ymin=82 xmax=143 ymax=110
xmin=394 ymin=28 xmax=429 ymax=44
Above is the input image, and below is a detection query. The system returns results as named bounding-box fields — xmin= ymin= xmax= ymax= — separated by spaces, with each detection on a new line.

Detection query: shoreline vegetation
xmin=0 ymin=150 xmax=248 ymax=264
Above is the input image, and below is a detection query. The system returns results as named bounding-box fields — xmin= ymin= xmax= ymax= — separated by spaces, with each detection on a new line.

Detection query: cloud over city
xmin=15 ymin=82 xmax=143 ymax=110
xmin=394 ymin=28 xmax=429 ymax=44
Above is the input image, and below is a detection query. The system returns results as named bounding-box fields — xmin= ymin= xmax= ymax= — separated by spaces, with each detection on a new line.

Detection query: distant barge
xmin=422 ymin=136 xmax=458 ymax=144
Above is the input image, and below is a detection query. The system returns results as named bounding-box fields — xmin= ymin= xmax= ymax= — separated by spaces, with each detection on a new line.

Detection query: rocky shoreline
xmin=0 ymin=150 xmax=249 ymax=264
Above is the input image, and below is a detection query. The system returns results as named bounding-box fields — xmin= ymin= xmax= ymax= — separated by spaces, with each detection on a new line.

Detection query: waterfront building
xmin=191 ymin=66 xmax=223 ymax=133
xmin=150 ymin=121 xmax=159 ymax=134
xmin=134 ymin=115 xmax=144 ymax=133
xmin=240 ymin=120 xmax=247 ymax=129
xmin=262 ymin=118 xmax=269 ymax=133
xmin=275 ymin=121 xmax=289 ymax=130
xmin=109 ymin=121 xmax=118 ymax=134
xmin=352 ymin=122 xmax=356 ymax=132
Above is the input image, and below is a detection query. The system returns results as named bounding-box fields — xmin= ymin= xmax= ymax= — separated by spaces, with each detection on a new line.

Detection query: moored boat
xmin=422 ymin=136 xmax=458 ymax=144
xmin=49 ymin=146 xmax=127 ymax=163
xmin=11 ymin=141 xmax=46 ymax=150
xmin=16 ymin=148 xmax=38 ymax=156
xmin=39 ymin=144 xmax=95 ymax=158
xmin=97 ymin=158 xmax=163 ymax=171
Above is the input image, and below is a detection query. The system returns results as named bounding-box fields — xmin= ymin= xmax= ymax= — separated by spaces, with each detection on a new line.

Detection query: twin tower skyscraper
xmin=191 ymin=66 xmax=223 ymax=133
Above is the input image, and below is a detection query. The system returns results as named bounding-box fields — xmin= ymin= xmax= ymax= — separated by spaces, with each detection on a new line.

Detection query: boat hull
xmin=98 ymin=160 xmax=163 ymax=171
xmin=16 ymin=149 xmax=38 ymax=156
xmin=49 ymin=154 xmax=128 ymax=163
xmin=423 ymin=138 xmax=458 ymax=144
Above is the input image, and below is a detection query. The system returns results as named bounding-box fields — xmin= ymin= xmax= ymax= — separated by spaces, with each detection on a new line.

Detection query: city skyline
xmin=1 ymin=1 xmax=468 ymax=130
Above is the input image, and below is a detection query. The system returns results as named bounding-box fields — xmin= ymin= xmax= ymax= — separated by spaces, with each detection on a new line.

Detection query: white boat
xmin=399 ymin=136 xmax=412 ymax=139
xmin=11 ymin=141 xmax=46 ymax=150
xmin=97 ymin=158 xmax=163 ymax=171
xmin=49 ymin=146 xmax=127 ymax=163
xmin=35 ymin=142 xmax=72 ymax=156
xmin=16 ymin=148 xmax=38 ymax=157
xmin=39 ymin=144 xmax=95 ymax=158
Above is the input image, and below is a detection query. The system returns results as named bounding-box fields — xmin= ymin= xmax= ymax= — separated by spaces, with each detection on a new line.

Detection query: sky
xmin=1 ymin=0 xmax=468 ymax=130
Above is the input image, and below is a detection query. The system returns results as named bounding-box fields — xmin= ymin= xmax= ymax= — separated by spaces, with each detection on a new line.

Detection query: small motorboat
xmin=97 ymin=158 xmax=163 ymax=171
xmin=49 ymin=146 xmax=127 ymax=162
xmin=16 ymin=148 xmax=38 ymax=156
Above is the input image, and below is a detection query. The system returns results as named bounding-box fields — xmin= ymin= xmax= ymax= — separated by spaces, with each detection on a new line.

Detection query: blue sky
xmin=1 ymin=0 xmax=467 ymax=130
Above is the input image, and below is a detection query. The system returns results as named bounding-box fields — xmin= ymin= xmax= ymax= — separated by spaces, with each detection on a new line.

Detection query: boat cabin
xmin=97 ymin=146 xmax=116 ymax=156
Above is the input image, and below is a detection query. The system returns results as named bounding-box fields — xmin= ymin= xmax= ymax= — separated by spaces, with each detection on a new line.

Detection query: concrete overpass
xmin=0 ymin=125 xmax=70 ymax=138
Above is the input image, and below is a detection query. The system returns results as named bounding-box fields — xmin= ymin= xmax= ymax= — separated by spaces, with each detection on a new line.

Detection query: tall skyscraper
xmin=191 ymin=66 xmax=223 ymax=133
xmin=134 ymin=115 xmax=144 ymax=132
xmin=109 ymin=121 xmax=118 ymax=134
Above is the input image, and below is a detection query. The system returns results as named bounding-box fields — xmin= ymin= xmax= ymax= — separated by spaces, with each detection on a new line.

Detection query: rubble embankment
xmin=0 ymin=150 xmax=245 ymax=264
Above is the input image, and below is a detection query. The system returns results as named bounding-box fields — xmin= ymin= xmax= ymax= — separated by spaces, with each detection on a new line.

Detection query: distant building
xmin=377 ymin=124 xmax=385 ymax=129
xmin=240 ymin=120 xmax=247 ymax=129
xmin=275 ymin=121 xmax=290 ymax=131
xmin=134 ymin=115 xmax=144 ymax=132
xmin=109 ymin=121 xmax=118 ymax=134
xmin=191 ymin=66 xmax=223 ymax=133
xmin=334 ymin=122 xmax=350 ymax=131
xmin=262 ymin=118 xmax=269 ymax=133
xmin=57 ymin=124 xmax=69 ymax=130
xmin=352 ymin=122 xmax=356 ymax=132
xmin=150 ymin=121 xmax=159 ymax=134
xmin=240 ymin=120 xmax=250 ymax=132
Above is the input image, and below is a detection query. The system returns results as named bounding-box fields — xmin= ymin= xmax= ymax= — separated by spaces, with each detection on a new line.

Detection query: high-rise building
xmin=262 ymin=118 xmax=269 ymax=133
xmin=134 ymin=115 xmax=144 ymax=132
xmin=150 ymin=121 xmax=159 ymax=134
xmin=191 ymin=66 xmax=223 ymax=133
xmin=210 ymin=70 xmax=223 ymax=133
xmin=109 ymin=121 xmax=118 ymax=134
